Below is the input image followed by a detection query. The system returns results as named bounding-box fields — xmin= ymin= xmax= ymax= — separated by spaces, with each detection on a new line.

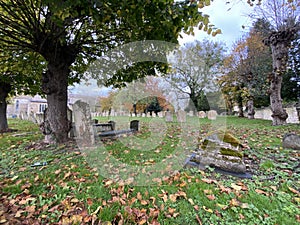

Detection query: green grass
xmin=0 ymin=117 xmax=299 ymax=224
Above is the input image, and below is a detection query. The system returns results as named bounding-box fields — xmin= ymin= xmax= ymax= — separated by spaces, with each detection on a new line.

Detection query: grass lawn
xmin=0 ymin=116 xmax=299 ymax=224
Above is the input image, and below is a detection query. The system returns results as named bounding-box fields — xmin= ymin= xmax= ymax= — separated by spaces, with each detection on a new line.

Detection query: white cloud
xmin=179 ymin=0 xmax=255 ymax=49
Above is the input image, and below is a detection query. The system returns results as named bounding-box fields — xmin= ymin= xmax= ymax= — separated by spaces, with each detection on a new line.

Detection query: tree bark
xmin=237 ymin=92 xmax=244 ymax=117
xmin=247 ymin=97 xmax=255 ymax=119
xmin=41 ymin=64 xmax=71 ymax=143
xmin=269 ymin=36 xmax=289 ymax=125
xmin=0 ymin=81 xmax=11 ymax=132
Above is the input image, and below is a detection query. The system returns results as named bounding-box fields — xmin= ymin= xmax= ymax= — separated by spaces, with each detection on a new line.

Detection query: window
xmin=39 ymin=104 xmax=47 ymax=113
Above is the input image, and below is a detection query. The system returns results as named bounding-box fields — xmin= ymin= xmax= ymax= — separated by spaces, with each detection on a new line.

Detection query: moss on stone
xmin=220 ymin=147 xmax=243 ymax=158
xmin=222 ymin=131 xmax=241 ymax=147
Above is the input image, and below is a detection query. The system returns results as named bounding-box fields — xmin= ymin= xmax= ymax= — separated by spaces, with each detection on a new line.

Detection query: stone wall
xmin=254 ymin=107 xmax=299 ymax=124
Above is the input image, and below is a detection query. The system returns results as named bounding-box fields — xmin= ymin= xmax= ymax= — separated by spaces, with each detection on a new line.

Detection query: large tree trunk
xmin=269 ymin=34 xmax=290 ymax=125
xmin=0 ymin=81 xmax=11 ymax=132
xmin=41 ymin=64 xmax=71 ymax=143
xmin=265 ymin=29 xmax=299 ymax=125
xmin=247 ymin=97 xmax=255 ymax=119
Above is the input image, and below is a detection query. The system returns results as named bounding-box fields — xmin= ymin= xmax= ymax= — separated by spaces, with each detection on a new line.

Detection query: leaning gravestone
xmin=185 ymin=130 xmax=247 ymax=175
xmin=207 ymin=110 xmax=217 ymax=120
xmin=198 ymin=111 xmax=206 ymax=119
xmin=165 ymin=111 xmax=173 ymax=122
xmin=73 ymin=100 xmax=95 ymax=147
xmin=177 ymin=110 xmax=186 ymax=123
xmin=282 ymin=133 xmax=300 ymax=150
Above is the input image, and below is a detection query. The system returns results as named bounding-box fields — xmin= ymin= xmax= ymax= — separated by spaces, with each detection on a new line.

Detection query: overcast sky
xmin=179 ymin=0 xmax=255 ymax=50
xmin=72 ymin=0 xmax=255 ymax=96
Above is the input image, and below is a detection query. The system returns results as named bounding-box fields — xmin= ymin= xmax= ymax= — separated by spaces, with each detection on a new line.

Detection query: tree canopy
xmin=0 ymin=0 xmax=219 ymax=143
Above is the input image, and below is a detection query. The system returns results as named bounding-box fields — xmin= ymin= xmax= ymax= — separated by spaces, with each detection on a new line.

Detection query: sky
xmin=179 ymin=0 xmax=255 ymax=50
xmin=71 ymin=0 xmax=256 ymax=97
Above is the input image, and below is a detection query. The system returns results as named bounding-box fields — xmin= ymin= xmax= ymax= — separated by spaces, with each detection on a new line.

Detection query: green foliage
xmin=0 ymin=50 xmax=44 ymax=97
xmin=282 ymin=70 xmax=298 ymax=102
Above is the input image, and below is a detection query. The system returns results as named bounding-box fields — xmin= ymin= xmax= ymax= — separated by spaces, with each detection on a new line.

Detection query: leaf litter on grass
xmin=1 ymin=118 xmax=300 ymax=224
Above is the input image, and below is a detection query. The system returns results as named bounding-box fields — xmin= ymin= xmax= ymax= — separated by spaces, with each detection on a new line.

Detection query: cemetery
xmin=1 ymin=111 xmax=300 ymax=224
xmin=1 ymin=0 xmax=300 ymax=224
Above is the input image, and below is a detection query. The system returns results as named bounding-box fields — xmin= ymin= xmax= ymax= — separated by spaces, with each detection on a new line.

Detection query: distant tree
xmin=99 ymin=91 xmax=117 ymax=114
xmin=166 ymin=39 xmax=226 ymax=113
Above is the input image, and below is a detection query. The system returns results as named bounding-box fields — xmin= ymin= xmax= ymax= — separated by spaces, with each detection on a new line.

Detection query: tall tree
xmin=166 ymin=39 xmax=226 ymax=112
xmin=253 ymin=0 xmax=300 ymax=125
xmin=0 ymin=0 xmax=218 ymax=143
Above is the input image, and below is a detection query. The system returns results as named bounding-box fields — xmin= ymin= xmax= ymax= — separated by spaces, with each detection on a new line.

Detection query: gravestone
xmin=188 ymin=111 xmax=194 ymax=117
xmin=147 ymin=112 xmax=151 ymax=117
xmin=73 ymin=100 xmax=95 ymax=147
xmin=165 ymin=111 xmax=173 ymax=122
xmin=158 ymin=112 xmax=164 ymax=118
xmin=142 ymin=113 xmax=146 ymax=117
xmin=35 ymin=113 xmax=44 ymax=124
xmin=207 ymin=110 xmax=217 ymax=120
xmin=186 ymin=130 xmax=247 ymax=174
xmin=198 ymin=111 xmax=206 ymax=118
xmin=130 ymin=120 xmax=139 ymax=132
xmin=177 ymin=110 xmax=186 ymax=123
xmin=108 ymin=120 xmax=116 ymax=131
xmin=282 ymin=133 xmax=300 ymax=150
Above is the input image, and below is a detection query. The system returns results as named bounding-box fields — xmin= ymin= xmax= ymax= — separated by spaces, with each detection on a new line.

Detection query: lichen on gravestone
xmin=191 ymin=130 xmax=247 ymax=173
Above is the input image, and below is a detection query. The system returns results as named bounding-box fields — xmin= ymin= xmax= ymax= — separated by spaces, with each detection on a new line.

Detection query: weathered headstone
xmin=142 ymin=113 xmax=146 ymax=117
xmin=35 ymin=113 xmax=44 ymax=124
xmin=198 ymin=111 xmax=206 ymax=118
xmin=282 ymin=133 xmax=300 ymax=150
xmin=130 ymin=120 xmax=139 ymax=131
xmin=165 ymin=111 xmax=173 ymax=122
xmin=158 ymin=112 xmax=164 ymax=118
xmin=177 ymin=110 xmax=186 ymax=123
xmin=186 ymin=130 xmax=247 ymax=174
xmin=207 ymin=110 xmax=217 ymax=120
xmin=108 ymin=120 xmax=116 ymax=131
xmin=188 ymin=110 xmax=194 ymax=117
xmin=73 ymin=100 xmax=95 ymax=147
xmin=147 ymin=112 xmax=151 ymax=117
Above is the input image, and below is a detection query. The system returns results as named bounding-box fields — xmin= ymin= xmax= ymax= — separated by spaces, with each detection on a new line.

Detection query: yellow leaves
xmin=212 ymin=29 xmax=222 ymax=37
xmin=14 ymin=210 xmax=24 ymax=218
xmin=202 ymin=206 xmax=213 ymax=213
xmin=201 ymin=178 xmax=217 ymax=184
xmin=231 ymin=183 xmax=242 ymax=191
xmin=165 ymin=207 xmax=179 ymax=218
xmin=288 ymin=186 xmax=300 ymax=196
xmin=62 ymin=214 xmax=83 ymax=225
xmin=255 ymin=189 xmax=269 ymax=196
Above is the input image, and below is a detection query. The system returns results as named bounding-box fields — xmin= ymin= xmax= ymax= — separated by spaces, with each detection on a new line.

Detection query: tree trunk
xmin=42 ymin=64 xmax=71 ymax=143
xmin=247 ymin=97 xmax=255 ymax=119
xmin=237 ymin=93 xmax=244 ymax=117
xmin=0 ymin=81 xmax=11 ymax=132
xmin=269 ymin=38 xmax=289 ymax=125
xmin=264 ymin=29 xmax=299 ymax=125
